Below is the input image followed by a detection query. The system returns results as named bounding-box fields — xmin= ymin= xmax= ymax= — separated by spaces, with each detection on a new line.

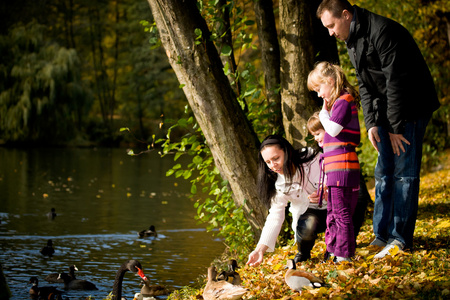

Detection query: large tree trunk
xmin=279 ymin=0 xmax=319 ymax=148
xmin=254 ymin=0 xmax=283 ymax=134
xmin=147 ymin=0 xmax=267 ymax=238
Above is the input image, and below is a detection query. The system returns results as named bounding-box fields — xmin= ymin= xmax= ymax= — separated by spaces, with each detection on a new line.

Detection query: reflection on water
xmin=0 ymin=147 xmax=225 ymax=299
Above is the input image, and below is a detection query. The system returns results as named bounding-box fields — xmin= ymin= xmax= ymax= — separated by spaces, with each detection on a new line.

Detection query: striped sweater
xmin=322 ymin=93 xmax=360 ymax=187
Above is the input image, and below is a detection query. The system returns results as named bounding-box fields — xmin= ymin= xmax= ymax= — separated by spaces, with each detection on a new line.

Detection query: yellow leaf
xmin=272 ymin=263 xmax=283 ymax=271
xmin=388 ymin=245 xmax=400 ymax=256
xmin=369 ymin=277 xmax=382 ymax=285
xmin=436 ymin=220 xmax=450 ymax=228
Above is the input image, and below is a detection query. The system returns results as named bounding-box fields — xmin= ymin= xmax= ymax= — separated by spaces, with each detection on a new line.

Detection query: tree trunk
xmin=254 ymin=0 xmax=283 ymax=135
xmin=214 ymin=0 xmax=240 ymax=98
xmin=279 ymin=0 xmax=318 ymax=148
xmin=147 ymin=0 xmax=267 ymax=239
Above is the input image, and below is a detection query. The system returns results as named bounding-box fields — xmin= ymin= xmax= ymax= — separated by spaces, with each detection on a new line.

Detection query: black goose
xmin=45 ymin=265 xmax=77 ymax=283
xmin=28 ymin=277 xmax=63 ymax=299
xmin=58 ymin=272 xmax=98 ymax=290
xmin=138 ymin=225 xmax=157 ymax=238
xmin=111 ymin=260 xmax=148 ymax=300
xmin=40 ymin=239 xmax=55 ymax=258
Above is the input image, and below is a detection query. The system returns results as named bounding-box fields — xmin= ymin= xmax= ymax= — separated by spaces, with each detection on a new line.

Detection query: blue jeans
xmin=373 ymin=117 xmax=430 ymax=249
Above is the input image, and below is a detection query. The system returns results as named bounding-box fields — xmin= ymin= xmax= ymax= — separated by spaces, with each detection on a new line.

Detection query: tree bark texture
xmin=254 ymin=0 xmax=283 ymax=134
xmin=279 ymin=0 xmax=318 ymax=148
xmin=214 ymin=0 xmax=241 ymax=97
xmin=147 ymin=0 xmax=267 ymax=238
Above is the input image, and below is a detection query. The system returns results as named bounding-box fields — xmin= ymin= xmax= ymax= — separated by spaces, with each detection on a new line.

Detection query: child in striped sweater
xmin=307 ymin=61 xmax=361 ymax=262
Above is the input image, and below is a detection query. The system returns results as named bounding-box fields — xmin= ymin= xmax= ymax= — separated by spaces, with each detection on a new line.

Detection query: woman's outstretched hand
xmin=246 ymin=244 xmax=268 ymax=267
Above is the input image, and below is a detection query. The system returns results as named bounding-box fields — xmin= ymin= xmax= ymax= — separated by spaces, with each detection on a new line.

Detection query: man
xmin=316 ymin=0 xmax=440 ymax=258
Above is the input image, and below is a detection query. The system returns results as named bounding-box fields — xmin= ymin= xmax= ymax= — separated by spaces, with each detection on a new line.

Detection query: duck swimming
xmin=138 ymin=225 xmax=157 ymax=238
xmin=58 ymin=272 xmax=98 ymax=290
xmin=40 ymin=239 xmax=55 ymax=258
xmin=45 ymin=265 xmax=77 ymax=283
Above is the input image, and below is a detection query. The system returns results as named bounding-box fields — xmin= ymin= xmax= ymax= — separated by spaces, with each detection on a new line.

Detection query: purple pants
xmin=325 ymin=186 xmax=358 ymax=257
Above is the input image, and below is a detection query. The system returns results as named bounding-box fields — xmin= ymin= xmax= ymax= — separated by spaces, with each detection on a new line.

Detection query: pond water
xmin=0 ymin=147 xmax=225 ymax=299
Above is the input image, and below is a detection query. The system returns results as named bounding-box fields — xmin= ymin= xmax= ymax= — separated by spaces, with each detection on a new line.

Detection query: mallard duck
xmin=284 ymin=259 xmax=324 ymax=292
xmin=203 ymin=266 xmax=247 ymax=300
xmin=217 ymin=259 xmax=241 ymax=285
xmin=138 ymin=225 xmax=157 ymax=238
xmin=140 ymin=278 xmax=172 ymax=297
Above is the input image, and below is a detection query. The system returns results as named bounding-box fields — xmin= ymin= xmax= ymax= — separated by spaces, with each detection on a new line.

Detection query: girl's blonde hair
xmin=307 ymin=111 xmax=323 ymax=134
xmin=307 ymin=61 xmax=360 ymax=110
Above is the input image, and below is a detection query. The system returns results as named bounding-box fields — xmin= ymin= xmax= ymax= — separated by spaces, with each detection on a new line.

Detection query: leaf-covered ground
xmin=169 ymin=150 xmax=450 ymax=300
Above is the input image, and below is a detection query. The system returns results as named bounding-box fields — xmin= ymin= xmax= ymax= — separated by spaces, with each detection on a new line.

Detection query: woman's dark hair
xmin=257 ymin=135 xmax=318 ymax=209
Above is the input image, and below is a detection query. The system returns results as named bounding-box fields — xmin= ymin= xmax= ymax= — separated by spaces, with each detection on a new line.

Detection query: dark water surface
xmin=0 ymin=147 xmax=225 ymax=299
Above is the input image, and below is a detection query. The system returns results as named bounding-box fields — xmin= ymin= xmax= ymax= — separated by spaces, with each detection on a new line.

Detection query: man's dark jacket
xmin=346 ymin=5 xmax=440 ymax=134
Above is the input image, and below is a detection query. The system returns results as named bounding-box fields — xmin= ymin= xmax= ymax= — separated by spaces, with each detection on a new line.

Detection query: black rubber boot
xmin=293 ymin=239 xmax=315 ymax=263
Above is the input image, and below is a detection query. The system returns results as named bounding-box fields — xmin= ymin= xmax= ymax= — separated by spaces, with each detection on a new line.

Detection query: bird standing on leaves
xmin=217 ymin=259 xmax=242 ymax=285
xmin=284 ymin=259 xmax=324 ymax=292
xmin=203 ymin=266 xmax=247 ymax=300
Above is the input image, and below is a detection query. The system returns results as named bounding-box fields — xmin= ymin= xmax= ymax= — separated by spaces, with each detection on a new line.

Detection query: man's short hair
xmin=317 ymin=0 xmax=353 ymax=18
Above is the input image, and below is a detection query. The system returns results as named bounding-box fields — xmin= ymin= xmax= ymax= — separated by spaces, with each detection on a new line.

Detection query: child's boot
xmin=293 ymin=239 xmax=315 ymax=263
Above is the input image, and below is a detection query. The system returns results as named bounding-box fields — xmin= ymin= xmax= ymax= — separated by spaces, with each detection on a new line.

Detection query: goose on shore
xmin=203 ymin=266 xmax=247 ymax=300
xmin=217 ymin=259 xmax=242 ymax=285
xmin=284 ymin=259 xmax=324 ymax=292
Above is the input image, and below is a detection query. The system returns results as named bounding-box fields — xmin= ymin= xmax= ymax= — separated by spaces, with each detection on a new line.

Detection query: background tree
xmin=0 ymin=22 xmax=91 ymax=143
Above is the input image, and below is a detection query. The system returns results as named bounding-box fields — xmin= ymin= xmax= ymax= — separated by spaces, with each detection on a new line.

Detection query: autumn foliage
xmin=169 ymin=150 xmax=450 ymax=299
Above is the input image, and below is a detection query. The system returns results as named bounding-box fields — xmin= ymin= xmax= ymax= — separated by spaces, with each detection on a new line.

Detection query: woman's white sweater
xmin=257 ymin=153 xmax=326 ymax=252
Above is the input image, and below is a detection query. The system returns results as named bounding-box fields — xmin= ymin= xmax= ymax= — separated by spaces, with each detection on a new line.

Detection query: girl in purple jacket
xmin=307 ymin=61 xmax=361 ymax=262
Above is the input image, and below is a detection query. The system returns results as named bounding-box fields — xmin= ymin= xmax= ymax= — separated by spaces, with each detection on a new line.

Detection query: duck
xmin=133 ymin=292 xmax=156 ymax=300
xmin=47 ymin=208 xmax=57 ymax=220
xmin=217 ymin=259 xmax=241 ymax=285
xmin=284 ymin=259 xmax=324 ymax=292
xmin=45 ymin=265 xmax=78 ymax=283
xmin=138 ymin=225 xmax=157 ymax=238
xmin=58 ymin=272 xmax=98 ymax=290
xmin=203 ymin=266 xmax=247 ymax=300
xmin=28 ymin=277 xmax=63 ymax=299
xmin=140 ymin=278 xmax=172 ymax=297
xmin=111 ymin=260 xmax=148 ymax=300
xmin=40 ymin=239 xmax=55 ymax=258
